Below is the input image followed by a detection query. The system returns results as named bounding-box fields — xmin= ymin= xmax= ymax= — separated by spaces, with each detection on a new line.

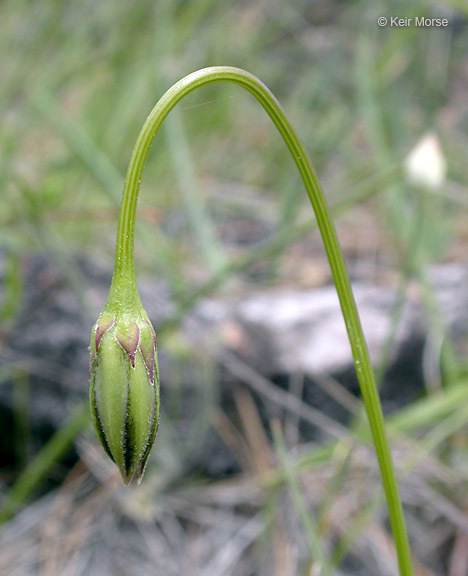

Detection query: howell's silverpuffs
xmin=88 ymin=66 xmax=413 ymax=575
xmin=89 ymin=307 xmax=159 ymax=485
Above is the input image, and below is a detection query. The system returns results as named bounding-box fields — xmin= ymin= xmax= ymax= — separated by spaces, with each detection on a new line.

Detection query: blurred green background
xmin=1 ymin=0 xmax=468 ymax=575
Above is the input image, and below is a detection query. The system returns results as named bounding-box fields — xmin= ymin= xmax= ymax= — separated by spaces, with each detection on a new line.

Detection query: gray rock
xmin=1 ymin=252 xmax=467 ymax=454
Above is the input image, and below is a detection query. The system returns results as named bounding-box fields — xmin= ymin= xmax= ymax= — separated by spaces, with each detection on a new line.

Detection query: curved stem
xmin=111 ymin=66 xmax=413 ymax=575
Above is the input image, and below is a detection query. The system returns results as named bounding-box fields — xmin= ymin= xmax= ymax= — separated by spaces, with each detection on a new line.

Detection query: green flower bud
xmin=89 ymin=308 xmax=160 ymax=485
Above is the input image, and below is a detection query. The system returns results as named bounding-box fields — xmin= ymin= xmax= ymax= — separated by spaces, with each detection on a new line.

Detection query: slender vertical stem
xmin=112 ymin=66 xmax=413 ymax=575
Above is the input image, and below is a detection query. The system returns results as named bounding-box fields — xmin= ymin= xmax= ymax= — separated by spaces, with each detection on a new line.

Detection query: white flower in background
xmin=404 ymin=132 xmax=447 ymax=189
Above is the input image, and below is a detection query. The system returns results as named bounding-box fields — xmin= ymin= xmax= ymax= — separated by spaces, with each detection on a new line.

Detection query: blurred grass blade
xmin=0 ymin=403 xmax=89 ymax=525
xmin=165 ymin=109 xmax=226 ymax=272
xmin=0 ymin=248 xmax=23 ymax=324
xmin=31 ymin=90 xmax=123 ymax=202
xmin=273 ymin=422 xmax=332 ymax=576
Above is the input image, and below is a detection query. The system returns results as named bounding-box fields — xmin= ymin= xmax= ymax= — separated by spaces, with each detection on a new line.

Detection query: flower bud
xmin=89 ymin=309 xmax=160 ymax=485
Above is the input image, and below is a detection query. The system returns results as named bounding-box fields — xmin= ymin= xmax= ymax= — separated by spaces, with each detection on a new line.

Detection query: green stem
xmin=112 ymin=66 xmax=413 ymax=575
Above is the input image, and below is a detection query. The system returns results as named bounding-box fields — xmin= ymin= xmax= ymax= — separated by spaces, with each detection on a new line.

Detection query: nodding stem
xmin=110 ymin=66 xmax=413 ymax=575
